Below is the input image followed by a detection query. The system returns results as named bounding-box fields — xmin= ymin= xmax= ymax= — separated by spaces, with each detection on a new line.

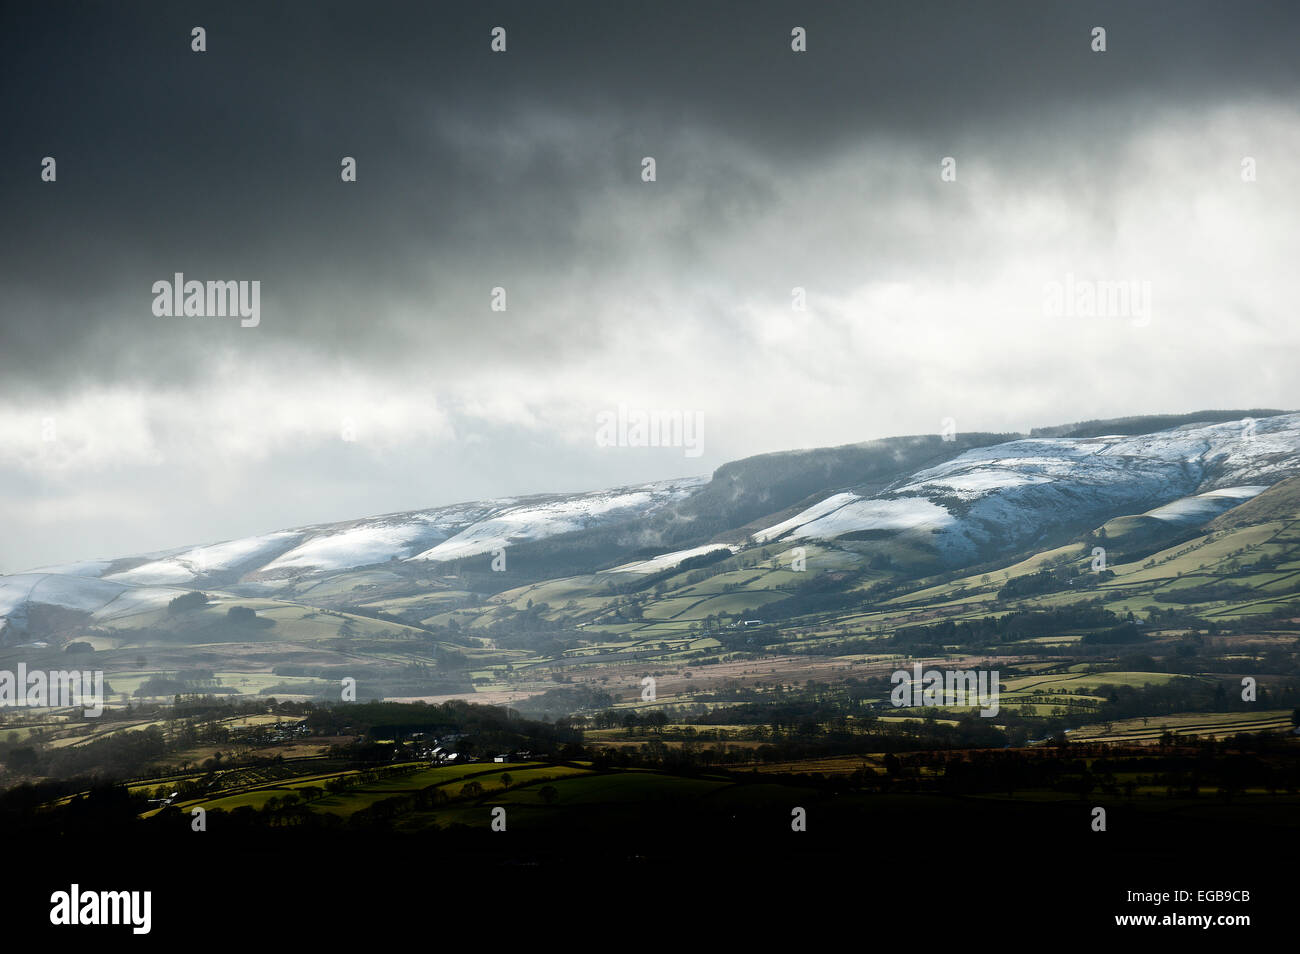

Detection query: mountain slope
xmin=4 ymin=412 xmax=1299 ymax=647
xmin=755 ymin=414 xmax=1300 ymax=565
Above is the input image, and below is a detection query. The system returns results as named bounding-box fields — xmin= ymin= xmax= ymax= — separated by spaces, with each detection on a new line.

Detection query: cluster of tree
xmin=3 ymin=724 xmax=168 ymax=781
xmin=18 ymin=602 xmax=93 ymax=641
xmin=996 ymin=568 xmax=1078 ymax=601
xmin=583 ymin=713 xmax=1011 ymax=772
xmin=225 ymin=605 xmax=273 ymax=627
xmin=1154 ymin=582 xmax=1256 ymax=604
xmin=931 ymin=740 xmax=1300 ymax=798
xmin=1092 ymin=678 xmax=1300 ymax=723
xmin=306 ymin=699 xmax=583 ymax=758
xmin=1079 ymin=621 xmax=1145 ymax=645
xmin=135 ymin=672 xmax=231 ymax=697
xmin=890 ymin=602 xmax=1126 ymax=652
xmin=512 ymin=686 xmax=614 ymax=721
xmin=167 ymin=591 xmax=210 ymax=613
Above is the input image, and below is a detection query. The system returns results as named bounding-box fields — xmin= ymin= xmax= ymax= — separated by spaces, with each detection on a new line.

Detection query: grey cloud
xmin=5 ymin=1 xmax=1300 ymax=388
xmin=3 ymin=1 xmax=1300 ymax=568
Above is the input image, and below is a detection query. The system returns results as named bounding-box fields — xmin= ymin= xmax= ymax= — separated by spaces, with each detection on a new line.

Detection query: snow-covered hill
xmin=4 ymin=413 xmax=1299 ymax=641
xmin=1142 ymin=486 xmax=1268 ymax=525
xmin=755 ymin=414 xmax=1300 ymax=560
xmin=0 ymin=572 xmax=192 ymax=641
xmin=0 ymin=477 xmax=708 ymax=636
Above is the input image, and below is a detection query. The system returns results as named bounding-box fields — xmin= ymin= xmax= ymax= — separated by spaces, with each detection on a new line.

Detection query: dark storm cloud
xmin=3 ymin=0 xmax=1300 ymax=570
xmin=3 ymin=0 xmax=1299 ymax=390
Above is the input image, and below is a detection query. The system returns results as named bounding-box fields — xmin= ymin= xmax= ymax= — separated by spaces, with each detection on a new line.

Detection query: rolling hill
xmin=2 ymin=409 xmax=1298 ymax=710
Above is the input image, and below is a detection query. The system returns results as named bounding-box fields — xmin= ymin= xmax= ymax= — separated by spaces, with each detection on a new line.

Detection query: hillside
xmin=1 ymin=409 xmax=1298 ymax=713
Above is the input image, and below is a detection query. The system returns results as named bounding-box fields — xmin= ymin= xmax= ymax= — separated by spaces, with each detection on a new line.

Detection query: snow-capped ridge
xmin=754 ymin=414 xmax=1300 ymax=560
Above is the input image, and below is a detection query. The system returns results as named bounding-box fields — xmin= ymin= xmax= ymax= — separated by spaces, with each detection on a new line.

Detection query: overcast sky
xmin=2 ymin=1 xmax=1299 ymax=571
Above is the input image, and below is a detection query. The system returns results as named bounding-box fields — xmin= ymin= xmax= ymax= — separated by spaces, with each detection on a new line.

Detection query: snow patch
xmin=788 ymin=497 xmax=955 ymax=540
xmin=605 ymin=544 xmax=733 ymax=575
xmin=410 ymin=478 xmax=705 ymax=563
xmin=106 ymin=532 xmax=303 ymax=585
xmin=752 ymin=493 xmax=858 ymax=543
xmin=1144 ymin=485 xmax=1269 ymax=523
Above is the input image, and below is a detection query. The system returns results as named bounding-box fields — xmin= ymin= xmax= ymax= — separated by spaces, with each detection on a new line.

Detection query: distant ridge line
xmin=1030 ymin=409 xmax=1291 ymax=440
